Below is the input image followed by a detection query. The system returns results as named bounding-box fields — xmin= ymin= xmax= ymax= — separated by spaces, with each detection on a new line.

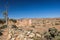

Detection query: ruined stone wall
xmin=14 ymin=18 xmax=60 ymax=27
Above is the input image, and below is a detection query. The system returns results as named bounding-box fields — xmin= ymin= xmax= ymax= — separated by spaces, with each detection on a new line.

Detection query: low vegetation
xmin=12 ymin=25 xmax=18 ymax=29
xmin=10 ymin=19 xmax=17 ymax=23
xmin=0 ymin=32 xmax=3 ymax=36
xmin=0 ymin=25 xmax=7 ymax=29
xmin=0 ymin=19 xmax=5 ymax=24
xmin=44 ymin=27 xmax=60 ymax=40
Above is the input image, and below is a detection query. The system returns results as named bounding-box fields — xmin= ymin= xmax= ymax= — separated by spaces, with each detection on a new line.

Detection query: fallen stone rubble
xmin=0 ymin=27 xmax=45 ymax=40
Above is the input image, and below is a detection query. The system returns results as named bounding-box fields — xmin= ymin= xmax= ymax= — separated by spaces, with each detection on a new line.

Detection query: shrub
xmin=0 ymin=19 xmax=5 ymax=24
xmin=55 ymin=23 xmax=60 ymax=25
xmin=57 ymin=31 xmax=60 ymax=36
xmin=0 ymin=25 xmax=7 ymax=29
xmin=53 ymin=36 xmax=60 ymax=40
xmin=0 ymin=32 xmax=3 ymax=36
xmin=10 ymin=19 xmax=17 ymax=23
xmin=12 ymin=25 xmax=18 ymax=29
xmin=44 ymin=27 xmax=58 ymax=40
xmin=44 ymin=32 xmax=52 ymax=40
xmin=31 ymin=25 xmax=35 ymax=28
xmin=48 ymin=27 xmax=57 ymax=38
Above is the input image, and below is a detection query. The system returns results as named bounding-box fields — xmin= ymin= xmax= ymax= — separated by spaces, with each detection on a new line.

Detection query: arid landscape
xmin=0 ymin=18 xmax=60 ymax=40
xmin=0 ymin=0 xmax=60 ymax=40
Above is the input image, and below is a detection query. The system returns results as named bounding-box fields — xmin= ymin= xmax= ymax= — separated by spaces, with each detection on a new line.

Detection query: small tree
xmin=3 ymin=11 xmax=8 ymax=25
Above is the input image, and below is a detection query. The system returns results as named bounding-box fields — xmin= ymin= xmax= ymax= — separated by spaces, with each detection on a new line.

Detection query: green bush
xmin=44 ymin=27 xmax=58 ymax=40
xmin=0 ymin=25 xmax=7 ymax=29
xmin=48 ymin=27 xmax=58 ymax=38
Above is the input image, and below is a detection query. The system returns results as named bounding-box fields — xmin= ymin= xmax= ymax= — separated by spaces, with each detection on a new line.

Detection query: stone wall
xmin=14 ymin=18 xmax=60 ymax=30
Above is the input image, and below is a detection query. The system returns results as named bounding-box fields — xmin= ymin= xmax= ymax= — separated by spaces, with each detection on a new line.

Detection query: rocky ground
xmin=0 ymin=25 xmax=45 ymax=40
xmin=0 ymin=18 xmax=60 ymax=40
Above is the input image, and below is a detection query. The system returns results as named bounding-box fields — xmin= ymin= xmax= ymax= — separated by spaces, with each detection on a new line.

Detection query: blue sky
xmin=0 ymin=0 xmax=60 ymax=19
